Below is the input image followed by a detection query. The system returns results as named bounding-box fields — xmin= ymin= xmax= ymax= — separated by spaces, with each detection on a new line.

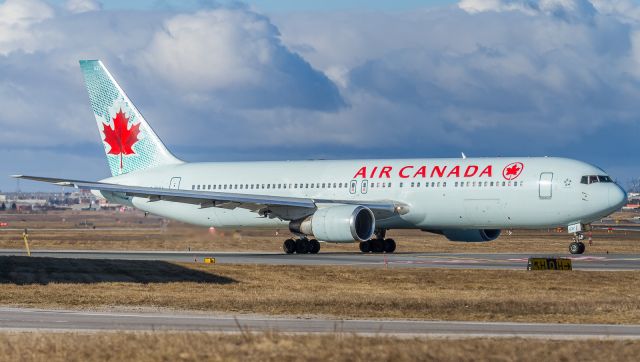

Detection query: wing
xmin=12 ymin=175 xmax=408 ymax=221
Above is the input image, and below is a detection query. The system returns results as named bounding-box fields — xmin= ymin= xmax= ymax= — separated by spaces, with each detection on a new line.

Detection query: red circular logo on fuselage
xmin=502 ymin=162 xmax=524 ymax=180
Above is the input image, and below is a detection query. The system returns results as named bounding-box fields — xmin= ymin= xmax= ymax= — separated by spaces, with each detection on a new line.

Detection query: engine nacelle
xmin=436 ymin=229 xmax=501 ymax=242
xmin=289 ymin=205 xmax=375 ymax=243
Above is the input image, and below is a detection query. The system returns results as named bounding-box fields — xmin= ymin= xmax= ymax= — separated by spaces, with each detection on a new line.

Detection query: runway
xmin=0 ymin=307 xmax=638 ymax=338
xmin=0 ymin=249 xmax=638 ymax=270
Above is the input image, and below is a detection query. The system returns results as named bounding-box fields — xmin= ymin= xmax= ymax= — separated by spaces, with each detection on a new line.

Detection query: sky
xmin=2 ymin=0 xmax=640 ymax=192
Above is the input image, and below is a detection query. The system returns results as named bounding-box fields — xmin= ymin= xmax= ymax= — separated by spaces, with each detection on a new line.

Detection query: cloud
xmin=1 ymin=0 xmax=640 ymax=188
xmin=65 ymin=0 xmax=102 ymax=14
xmin=459 ymin=0 xmax=597 ymax=20
xmin=136 ymin=7 xmax=343 ymax=110
xmin=0 ymin=0 xmax=55 ymax=55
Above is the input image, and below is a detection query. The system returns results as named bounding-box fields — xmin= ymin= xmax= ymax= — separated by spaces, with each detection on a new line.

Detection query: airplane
xmin=13 ymin=60 xmax=627 ymax=255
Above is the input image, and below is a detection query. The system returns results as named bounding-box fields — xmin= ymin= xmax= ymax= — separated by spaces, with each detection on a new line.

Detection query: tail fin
xmin=79 ymin=60 xmax=182 ymax=176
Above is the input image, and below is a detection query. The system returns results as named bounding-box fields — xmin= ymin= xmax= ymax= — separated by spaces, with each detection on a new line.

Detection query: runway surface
xmin=0 ymin=249 xmax=638 ymax=270
xmin=0 ymin=307 xmax=638 ymax=338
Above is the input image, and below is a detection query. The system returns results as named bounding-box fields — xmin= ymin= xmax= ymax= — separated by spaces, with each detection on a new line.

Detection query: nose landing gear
xmin=569 ymin=232 xmax=586 ymax=254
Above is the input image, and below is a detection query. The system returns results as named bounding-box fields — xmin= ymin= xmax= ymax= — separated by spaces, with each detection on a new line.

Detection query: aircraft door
xmin=169 ymin=177 xmax=181 ymax=189
xmin=539 ymin=173 xmax=553 ymax=199
xmin=350 ymin=180 xmax=357 ymax=194
xmin=361 ymin=179 xmax=368 ymax=194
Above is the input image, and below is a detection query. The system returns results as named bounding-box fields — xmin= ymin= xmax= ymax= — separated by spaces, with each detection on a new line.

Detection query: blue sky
xmin=1 ymin=0 xmax=640 ymax=192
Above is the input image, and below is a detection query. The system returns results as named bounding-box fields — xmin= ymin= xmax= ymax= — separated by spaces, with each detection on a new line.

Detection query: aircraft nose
xmin=609 ymin=184 xmax=627 ymax=209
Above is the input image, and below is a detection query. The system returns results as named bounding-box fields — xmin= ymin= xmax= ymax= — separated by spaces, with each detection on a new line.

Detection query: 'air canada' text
xmin=353 ymin=165 xmax=493 ymax=179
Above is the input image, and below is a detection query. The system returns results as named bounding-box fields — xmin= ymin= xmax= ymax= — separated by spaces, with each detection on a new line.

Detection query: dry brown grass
xmin=0 ymin=210 xmax=639 ymax=254
xmin=1 ymin=257 xmax=639 ymax=324
xmin=0 ymin=332 xmax=638 ymax=362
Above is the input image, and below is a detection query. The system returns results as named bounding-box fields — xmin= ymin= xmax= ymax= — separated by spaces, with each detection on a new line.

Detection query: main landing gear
xmin=569 ymin=232 xmax=586 ymax=255
xmin=283 ymin=238 xmax=320 ymax=254
xmin=359 ymin=229 xmax=396 ymax=253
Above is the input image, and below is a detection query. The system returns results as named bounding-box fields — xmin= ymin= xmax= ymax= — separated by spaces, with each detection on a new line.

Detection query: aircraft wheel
xmin=283 ymin=239 xmax=296 ymax=254
xmin=295 ymin=238 xmax=310 ymax=254
xmin=578 ymin=241 xmax=586 ymax=254
xmin=371 ymin=239 xmax=384 ymax=253
xmin=569 ymin=242 xmax=583 ymax=255
xmin=359 ymin=241 xmax=371 ymax=253
xmin=309 ymin=239 xmax=321 ymax=254
xmin=383 ymin=238 xmax=396 ymax=253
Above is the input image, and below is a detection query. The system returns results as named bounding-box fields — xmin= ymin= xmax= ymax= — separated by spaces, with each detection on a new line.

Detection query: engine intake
xmin=289 ymin=205 xmax=375 ymax=243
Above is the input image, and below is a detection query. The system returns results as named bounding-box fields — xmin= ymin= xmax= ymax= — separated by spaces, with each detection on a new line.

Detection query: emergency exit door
xmin=539 ymin=173 xmax=553 ymax=199
xmin=169 ymin=177 xmax=181 ymax=189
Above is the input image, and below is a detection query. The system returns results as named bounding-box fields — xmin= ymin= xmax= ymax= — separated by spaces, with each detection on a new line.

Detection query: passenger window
xmin=443 ymin=182 xmax=446 ymax=187
xmin=417 ymin=182 xmax=421 ymax=187
xmin=333 ymin=183 xmax=337 ymax=188
xmin=437 ymin=182 xmax=440 ymax=187
xmin=400 ymin=182 xmax=404 ymax=188
xmin=411 ymin=182 xmax=415 ymax=187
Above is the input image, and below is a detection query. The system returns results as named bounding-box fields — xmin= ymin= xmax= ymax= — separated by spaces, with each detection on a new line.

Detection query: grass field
xmin=0 ymin=210 xmax=639 ymax=254
xmin=1 ymin=257 xmax=638 ymax=324
xmin=0 ymin=332 xmax=638 ymax=362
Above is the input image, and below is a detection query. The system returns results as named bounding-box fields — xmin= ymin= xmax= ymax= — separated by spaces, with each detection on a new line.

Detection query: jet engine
xmin=425 ymin=229 xmax=501 ymax=242
xmin=289 ymin=205 xmax=375 ymax=243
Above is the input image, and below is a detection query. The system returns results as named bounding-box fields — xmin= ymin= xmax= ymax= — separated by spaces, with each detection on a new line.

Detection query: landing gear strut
xmin=569 ymin=232 xmax=586 ymax=255
xmin=283 ymin=238 xmax=320 ymax=254
xmin=359 ymin=229 xmax=396 ymax=253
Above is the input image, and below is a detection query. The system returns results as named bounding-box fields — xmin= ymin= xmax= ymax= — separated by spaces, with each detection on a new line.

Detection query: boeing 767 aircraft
xmin=13 ymin=60 xmax=627 ymax=255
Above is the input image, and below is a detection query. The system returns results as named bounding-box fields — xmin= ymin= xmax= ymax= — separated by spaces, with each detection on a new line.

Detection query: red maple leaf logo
xmin=505 ymin=165 xmax=520 ymax=176
xmin=102 ymin=109 xmax=140 ymax=170
xmin=502 ymin=162 xmax=524 ymax=180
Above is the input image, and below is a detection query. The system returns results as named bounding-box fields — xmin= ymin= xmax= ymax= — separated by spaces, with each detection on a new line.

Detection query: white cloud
xmin=65 ymin=0 xmax=102 ymax=14
xmin=0 ymin=0 xmax=55 ymax=55
xmin=136 ymin=7 xmax=343 ymax=110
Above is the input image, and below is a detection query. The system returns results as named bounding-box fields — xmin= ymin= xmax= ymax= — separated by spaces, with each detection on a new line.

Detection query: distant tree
xmin=0 ymin=202 xmax=5 ymax=211
xmin=628 ymin=178 xmax=640 ymax=193
xmin=10 ymin=202 xmax=16 ymax=210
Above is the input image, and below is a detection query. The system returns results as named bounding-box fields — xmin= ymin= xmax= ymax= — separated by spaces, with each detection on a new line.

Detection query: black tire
xmin=578 ymin=242 xmax=586 ymax=254
xmin=371 ymin=239 xmax=384 ymax=253
xmin=383 ymin=238 xmax=396 ymax=253
xmin=359 ymin=241 xmax=371 ymax=253
xmin=283 ymin=239 xmax=296 ymax=254
xmin=295 ymin=239 xmax=310 ymax=254
xmin=569 ymin=242 xmax=581 ymax=254
xmin=309 ymin=239 xmax=320 ymax=254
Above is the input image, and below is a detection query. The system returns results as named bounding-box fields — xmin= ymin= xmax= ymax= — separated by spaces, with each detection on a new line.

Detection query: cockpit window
xmin=581 ymin=175 xmax=613 ymax=184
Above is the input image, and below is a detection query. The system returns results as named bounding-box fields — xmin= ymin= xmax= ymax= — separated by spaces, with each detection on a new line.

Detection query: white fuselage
xmin=99 ymin=156 xmax=626 ymax=235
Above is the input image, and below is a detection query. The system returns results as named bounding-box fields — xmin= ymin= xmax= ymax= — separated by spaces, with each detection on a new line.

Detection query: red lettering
xmin=479 ymin=165 xmax=492 ymax=177
xmin=369 ymin=166 xmax=378 ymax=178
xmin=413 ymin=166 xmax=427 ymax=178
xmin=379 ymin=166 xmax=392 ymax=178
xmin=464 ymin=165 xmax=478 ymax=177
xmin=431 ymin=165 xmax=446 ymax=178
xmin=354 ymin=167 xmax=367 ymax=178
xmin=447 ymin=165 xmax=460 ymax=178
xmin=399 ymin=165 xmax=413 ymax=178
